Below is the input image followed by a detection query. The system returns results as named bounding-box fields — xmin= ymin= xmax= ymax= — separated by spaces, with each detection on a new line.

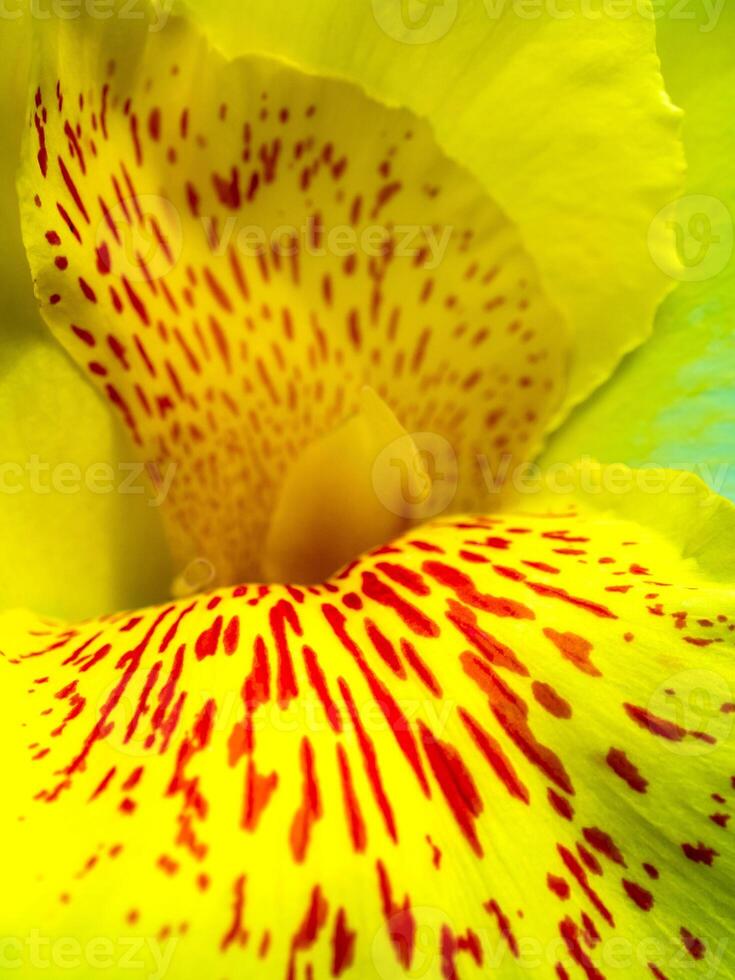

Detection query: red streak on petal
xmin=459 ymin=708 xmax=529 ymax=804
xmin=376 ymin=861 xmax=415 ymax=970
xmin=680 ymin=928 xmax=706 ymax=960
xmin=338 ymin=679 xmax=397 ymax=841
xmin=220 ymin=874 xmax=248 ymax=951
xmin=532 ymin=681 xmax=572 ymax=719
xmin=560 ymin=917 xmax=605 ymax=980
xmin=558 ymin=845 xmax=613 ymax=927
xmin=623 ymin=879 xmax=654 ymax=911
xmin=289 ymin=738 xmax=322 ymax=863
xmin=242 ymin=760 xmax=278 ymax=833
xmin=270 ymin=600 xmax=301 ymax=707
xmin=484 ymin=899 xmax=519 ymax=958
xmin=418 ymin=722 xmax=483 ymax=856
xmin=529 ymin=582 xmax=616 ymax=620
xmin=624 ymin=704 xmax=686 ymax=741
xmin=682 ymin=842 xmax=718 ymax=866
xmin=331 ymin=908 xmax=356 ymax=977
xmin=582 ymin=827 xmax=626 ymax=866
xmin=543 ymin=628 xmax=601 ymax=677
xmin=424 ymin=560 xmax=534 ymax=621
xmin=606 ymin=748 xmax=648 ymax=793
xmin=361 ymin=571 xmax=439 ymax=637
xmin=195 ymin=616 xmax=223 ymax=660
xmin=303 ymin=645 xmax=342 ymax=732
xmin=336 ymin=744 xmax=367 ymax=854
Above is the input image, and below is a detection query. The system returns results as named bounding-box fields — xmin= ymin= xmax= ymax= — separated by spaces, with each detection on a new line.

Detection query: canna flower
xmin=0 ymin=1 xmax=733 ymax=978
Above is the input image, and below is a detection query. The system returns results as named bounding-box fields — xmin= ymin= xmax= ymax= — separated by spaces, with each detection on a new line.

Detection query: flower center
xmin=22 ymin=14 xmax=567 ymax=590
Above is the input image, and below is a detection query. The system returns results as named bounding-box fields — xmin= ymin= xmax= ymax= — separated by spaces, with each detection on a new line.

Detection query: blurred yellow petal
xmin=0 ymin=341 xmax=172 ymax=621
xmin=0 ymin=11 xmax=171 ymax=621
xmin=543 ymin=2 xmax=735 ymax=498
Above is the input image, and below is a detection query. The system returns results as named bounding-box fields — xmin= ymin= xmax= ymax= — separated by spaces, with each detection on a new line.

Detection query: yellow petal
xmin=542 ymin=2 xmax=735 ymax=498
xmin=2 ymin=464 xmax=733 ymax=978
xmin=263 ymin=388 xmax=427 ymax=584
xmin=19 ymin=9 xmax=566 ymax=586
xmin=184 ymin=0 xmax=685 ymax=420
xmin=0 ymin=341 xmax=173 ymax=621
xmin=0 ymin=10 xmax=171 ymax=621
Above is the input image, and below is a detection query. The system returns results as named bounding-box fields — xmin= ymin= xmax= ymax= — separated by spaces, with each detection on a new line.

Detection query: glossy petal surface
xmin=2 ymin=467 xmax=733 ymax=979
